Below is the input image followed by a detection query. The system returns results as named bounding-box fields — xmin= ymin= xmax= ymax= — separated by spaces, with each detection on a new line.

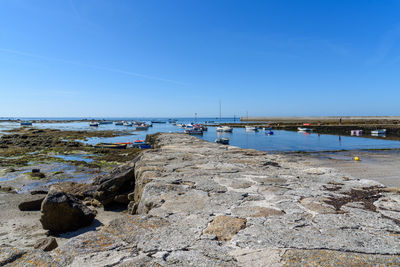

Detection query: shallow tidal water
xmin=1 ymin=118 xmax=400 ymax=152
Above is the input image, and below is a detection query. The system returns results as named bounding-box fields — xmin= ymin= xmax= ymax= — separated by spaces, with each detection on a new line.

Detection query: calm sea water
xmin=1 ymin=118 xmax=400 ymax=152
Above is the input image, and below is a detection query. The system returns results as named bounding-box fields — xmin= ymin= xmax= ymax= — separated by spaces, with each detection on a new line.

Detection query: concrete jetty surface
xmin=2 ymin=133 xmax=400 ymax=266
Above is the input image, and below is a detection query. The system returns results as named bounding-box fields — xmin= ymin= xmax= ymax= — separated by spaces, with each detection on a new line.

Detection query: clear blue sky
xmin=1 ymin=0 xmax=400 ymax=117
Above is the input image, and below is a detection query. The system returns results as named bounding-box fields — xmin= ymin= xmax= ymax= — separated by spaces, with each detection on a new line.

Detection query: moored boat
xmin=265 ymin=130 xmax=274 ymax=135
xmin=216 ymin=126 xmax=233 ymax=132
xmin=351 ymin=130 xmax=363 ymax=136
xmin=94 ymin=143 xmax=127 ymax=149
xmin=123 ymin=121 xmax=133 ymax=126
xmin=114 ymin=121 xmax=123 ymax=126
xmin=245 ymin=126 xmax=258 ymax=131
xmin=115 ymin=142 xmax=134 ymax=147
xmin=215 ymin=138 xmax=229 ymax=145
xmin=20 ymin=121 xmax=32 ymax=126
xmin=136 ymin=124 xmax=149 ymax=130
xmin=297 ymin=127 xmax=312 ymax=132
xmin=371 ymin=129 xmax=386 ymax=135
xmin=196 ymin=124 xmax=207 ymax=131
xmin=89 ymin=122 xmax=99 ymax=127
xmin=184 ymin=128 xmax=203 ymax=135
xmin=132 ymin=140 xmax=151 ymax=149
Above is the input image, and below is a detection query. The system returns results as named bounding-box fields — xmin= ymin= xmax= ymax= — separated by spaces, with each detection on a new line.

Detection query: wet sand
xmin=0 ymin=191 xmax=125 ymax=249
xmin=301 ymin=149 xmax=400 ymax=187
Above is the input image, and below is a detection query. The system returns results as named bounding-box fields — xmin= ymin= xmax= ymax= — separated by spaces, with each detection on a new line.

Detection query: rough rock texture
xmin=40 ymin=189 xmax=96 ymax=233
xmin=3 ymin=133 xmax=400 ymax=266
xmin=18 ymin=196 xmax=45 ymax=211
xmin=204 ymin=216 xmax=247 ymax=241
xmin=34 ymin=237 xmax=58 ymax=252
xmin=50 ymin=182 xmax=97 ymax=200
xmin=93 ymin=162 xmax=136 ymax=205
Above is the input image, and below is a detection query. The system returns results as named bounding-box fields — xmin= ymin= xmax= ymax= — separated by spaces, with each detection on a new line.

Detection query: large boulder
xmin=93 ymin=163 xmax=136 ymax=205
xmin=40 ymin=189 xmax=96 ymax=233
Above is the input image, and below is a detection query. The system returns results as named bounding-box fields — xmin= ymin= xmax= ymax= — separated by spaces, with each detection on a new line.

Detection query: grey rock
xmin=40 ymin=189 xmax=96 ymax=233
xmin=93 ymin=163 xmax=135 ymax=205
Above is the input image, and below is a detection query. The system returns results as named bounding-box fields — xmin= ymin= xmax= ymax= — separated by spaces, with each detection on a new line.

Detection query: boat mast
xmin=219 ymin=100 xmax=221 ymax=123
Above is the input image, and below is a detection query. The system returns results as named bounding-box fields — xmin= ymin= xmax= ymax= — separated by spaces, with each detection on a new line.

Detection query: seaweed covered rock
xmin=40 ymin=189 xmax=96 ymax=233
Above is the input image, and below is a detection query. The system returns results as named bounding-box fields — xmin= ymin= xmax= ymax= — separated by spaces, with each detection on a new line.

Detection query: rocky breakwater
xmin=2 ymin=133 xmax=400 ymax=266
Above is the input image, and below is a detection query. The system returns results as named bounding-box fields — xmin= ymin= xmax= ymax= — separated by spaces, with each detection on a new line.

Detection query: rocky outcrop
xmin=93 ymin=162 xmax=136 ymax=206
xmin=18 ymin=196 xmax=45 ymax=211
xmin=40 ymin=189 xmax=96 ymax=233
xmin=4 ymin=133 xmax=400 ymax=266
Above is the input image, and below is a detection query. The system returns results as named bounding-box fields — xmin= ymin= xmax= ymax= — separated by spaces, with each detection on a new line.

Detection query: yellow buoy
xmin=354 ymin=156 xmax=360 ymax=161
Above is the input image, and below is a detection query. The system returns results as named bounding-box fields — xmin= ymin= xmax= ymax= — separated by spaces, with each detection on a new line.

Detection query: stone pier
xmin=2 ymin=133 xmax=400 ymax=266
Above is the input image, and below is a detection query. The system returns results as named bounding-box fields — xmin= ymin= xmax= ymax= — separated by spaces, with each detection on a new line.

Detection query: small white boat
xmin=20 ymin=121 xmax=32 ymax=126
xmin=114 ymin=121 xmax=123 ymax=126
xmin=351 ymin=130 xmax=363 ymax=136
xmin=216 ymin=126 xmax=233 ymax=132
xmin=297 ymin=127 xmax=312 ymax=132
xmin=215 ymin=138 xmax=229 ymax=145
xmin=245 ymin=126 xmax=258 ymax=131
xmin=371 ymin=129 xmax=386 ymax=135
xmin=184 ymin=128 xmax=203 ymax=135
xmin=89 ymin=122 xmax=99 ymax=127
xmin=123 ymin=121 xmax=133 ymax=127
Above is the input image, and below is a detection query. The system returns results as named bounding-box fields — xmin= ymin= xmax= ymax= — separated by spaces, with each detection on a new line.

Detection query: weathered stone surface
xmin=5 ymin=133 xmax=400 ymax=266
xmin=0 ymin=247 xmax=26 ymax=266
xmin=93 ymin=163 xmax=136 ymax=205
xmin=40 ymin=189 xmax=96 ymax=233
xmin=229 ymin=248 xmax=283 ymax=267
xmin=34 ymin=237 xmax=58 ymax=251
xmin=281 ymin=249 xmax=400 ymax=266
xmin=18 ymin=196 xmax=45 ymax=211
xmin=204 ymin=215 xmax=247 ymax=241
xmin=50 ymin=182 xmax=97 ymax=200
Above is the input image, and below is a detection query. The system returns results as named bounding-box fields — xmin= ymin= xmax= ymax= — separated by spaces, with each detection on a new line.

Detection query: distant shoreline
xmin=241 ymin=116 xmax=400 ymax=122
